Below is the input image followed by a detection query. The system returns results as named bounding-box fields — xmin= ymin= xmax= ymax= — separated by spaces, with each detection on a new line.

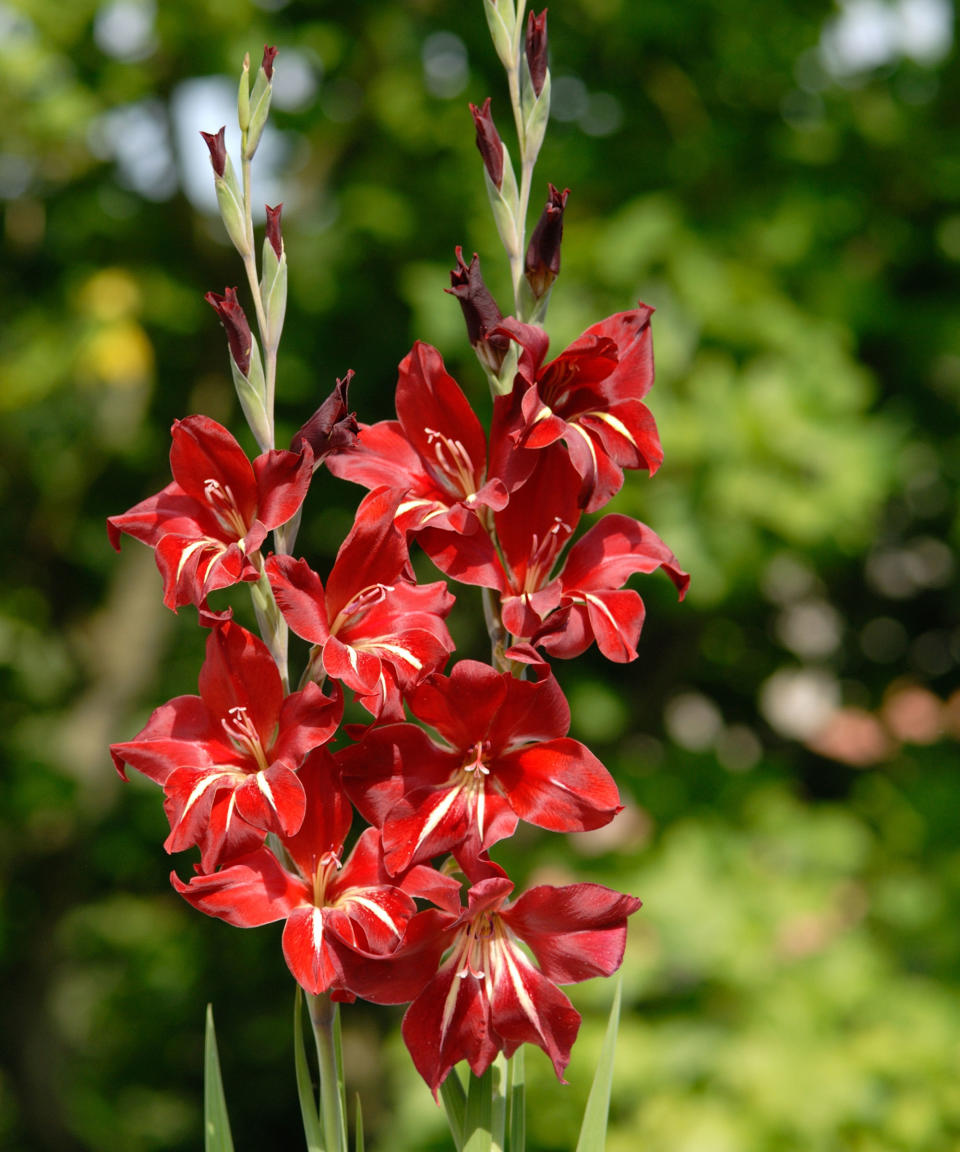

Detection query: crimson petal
xmin=169 ymin=415 xmax=258 ymax=522
xmin=171 ymin=847 xmax=307 ymax=927
xmin=496 ymin=738 xmax=621 ymax=833
xmin=503 ymin=882 xmax=642 ymax=983
xmin=233 ymin=761 xmax=306 ymax=838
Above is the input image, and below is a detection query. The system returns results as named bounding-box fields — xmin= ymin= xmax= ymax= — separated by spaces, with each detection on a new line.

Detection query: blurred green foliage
xmin=1 ymin=0 xmax=958 ymax=1148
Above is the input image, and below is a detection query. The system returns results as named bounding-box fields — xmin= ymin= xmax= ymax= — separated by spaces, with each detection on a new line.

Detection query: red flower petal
xmin=409 ymin=661 xmax=509 ymax=749
xmin=283 ymin=747 xmax=352 ymax=880
xmin=171 ymin=847 xmax=307 ymax=927
xmin=496 ymin=738 xmax=621 ymax=833
xmin=266 ymin=555 xmax=331 ymax=645
xmin=169 ymin=415 xmax=258 ymax=523
xmin=489 ymin=945 xmax=581 ymax=1082
xmin=402 ymin=959 xmax=500 ymax=1093
xmin=325 ymin=487 xmax=408 ymax=622
xmin=252 ymin=447 xmax=314 ymax=529
xmin=561 ymin=514 xmax=688 ymax=595
xmin=197 ymin=621 xmax=283 ymax=745
xmin=282 ymin=905 xmax=344 ymax=995
xmin=325 ymin=420 xmax=429 ymax=499
xmin=110 ymin=694 xmax=220 ymax=784
xmin=503 ymin=883 xmax=642 ymax=983
xmin=233 ymin=761 xmax=306 ymax=838
xmin=271 ymin=680 xmax=342 ymax=769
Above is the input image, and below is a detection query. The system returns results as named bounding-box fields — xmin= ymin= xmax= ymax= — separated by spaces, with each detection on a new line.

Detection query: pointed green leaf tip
xmin=575 ymin=979 xmax=623 ymax=1152
xmin=294 ymin=987 xmax=325 ymax=1152
xmin=204 ymin=1004 xmax=236 ymax=1152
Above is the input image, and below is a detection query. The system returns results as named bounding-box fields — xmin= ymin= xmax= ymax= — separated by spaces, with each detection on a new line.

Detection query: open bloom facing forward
xmin=266 ymin=487 xmax=455 ymax=720
xmin=110 ymin=620 xmax=341 ymax=870
xmin=495 ymin=305 xmax=663 ymax=511
xmin=171 ymin=749 xmax=458 ymax=997
xmin=107 ymin=415 xmax=313 ymax=611
xmin=326 ymin=341 xmax=510 ymax=533
xmin=340 ymin=660 xmax=621 ymax=873
xmin=342 ymin=864 xmax=642 ymax=1094
xmin=418 ymin=448 xmax=688 ymax=662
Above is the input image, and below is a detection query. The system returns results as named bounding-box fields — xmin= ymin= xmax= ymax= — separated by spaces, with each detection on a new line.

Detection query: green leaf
xmin=333 ymin=1000 xmax=349 ymax=1150
xmin=507 ymin=1049 xmax=525 ymax=1152
xmin=491 ymin=1055 xmax=507 ymax=1152
xmin=439 ymin=1068 xmax=467 ymax=1151
xmin=463 ymin=1065 xmax=494 ymax=1152
xmin=294 ymin=987 xmax=325 ymax=1152
xmin=204 ymin=1004 xmax=235 ymax=1152
xmin=575 ymin=979 xmax=622 ymax=1152
xmin=354 ymin=1093 xmax=364 ymax=1152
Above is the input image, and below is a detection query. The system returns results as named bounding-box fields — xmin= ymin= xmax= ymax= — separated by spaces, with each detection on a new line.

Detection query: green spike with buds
xmin=245 ymin=45 xmax=277 ymax=161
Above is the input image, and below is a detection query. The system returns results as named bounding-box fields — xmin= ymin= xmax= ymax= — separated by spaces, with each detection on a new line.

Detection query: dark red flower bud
xmin=469 ymin=98 xmax=504 ymax=191
xmin=525 ymin=184 xmax=569 ymax=298
xmin=205 ymin=287 xmax=252 ymax=376
xmin=261 ymin=45 xmax=278 ymax=80
xmin=200 ymin=126 xmax=227 ymax=178
xmin=265 ymin=203 xmax=283 ymax=259
xmin=525 ymin=11 xmax=549 ymax=98
xmin=445 ymin=248 xmax=510 ymax=372
xmin=291 ymin=372 xmax=359 ymax=465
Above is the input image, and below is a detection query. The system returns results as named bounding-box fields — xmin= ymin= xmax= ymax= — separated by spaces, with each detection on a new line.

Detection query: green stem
xmin=239 ymin=138 xmax=276 ymax=448
xmin=506 ymin=1049 xmax=525 ymax=1152
xmin=482 ymin=585 xmax=512 ymax=672
xmin=307 ymin=992 xmax=347 ymax=1152
xmin=505 ymin=65 xmax=534 ymax=318
xmin=250 ymin=563 xmax=290 ymax=691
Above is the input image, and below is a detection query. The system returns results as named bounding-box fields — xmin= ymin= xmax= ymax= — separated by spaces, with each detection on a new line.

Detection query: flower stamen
xmin=203 ymin=478 xmax=249 ymax=540
xmin=220 ymin=705 xmax=270 ymax=772
xmin=424 ymin=427 xmax=478 ymax=498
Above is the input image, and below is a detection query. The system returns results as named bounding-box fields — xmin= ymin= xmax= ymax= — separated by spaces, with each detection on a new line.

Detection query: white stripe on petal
xmin=587 ymin=409 xmax=637 ymax=448
xmin=256 ymin=770 xmax=277 ymax=812
xmin=371 ymin=642 xmax=424 ymax=671
xmin=179 ymin=771 xmax=231 ymax=823
xmin=501 ymin=943 xmax=543 ymax=1031
xmin=567 ymin=423 xmax=598 ymax=480
xmin=412 ymin=785 xmax=463 ymax=855
xmin=311 ymin=907 xmax=325 ymax=956
xmin=440 ymin=952 xmax=465 ymax=1039
xmin=582 ymin=591 xmax=621 ymax=631
xmin=347 ymin=894 xmax=403 ymax=937
xmin=396 ymin=498 xmax=433 ymax=518
xmin=174 ymin=538 xmax=211 ymax=583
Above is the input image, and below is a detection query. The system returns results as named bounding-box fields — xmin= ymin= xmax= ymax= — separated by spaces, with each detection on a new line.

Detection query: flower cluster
xmin=109 ymin=28 xmax=687 ymax=1101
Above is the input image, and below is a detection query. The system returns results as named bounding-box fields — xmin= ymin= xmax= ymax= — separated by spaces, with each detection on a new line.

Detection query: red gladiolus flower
xmin=325 ymin=341 xmax=510 ymax=534
xmin=495 ymin=305 xmax=664 ymax=511
xmin=418 ymin=447 xmax=687 ymax=660
xmin=111 ymin=621 xmax=341 ymax=870
xmin=172 ymin=749 xmax=458 ymax=996
xmin=531 ymin=512 xmax=690 ymax=661
xmin=339 ymin=660 xmax=621 ymax=873
xmin=344 ymin=864 xmax=642 ymax=1094
xmin=266 ymin=487 xmax=455 ymax=719
xmin=107 ymin=415 xmax=313 ymax=612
